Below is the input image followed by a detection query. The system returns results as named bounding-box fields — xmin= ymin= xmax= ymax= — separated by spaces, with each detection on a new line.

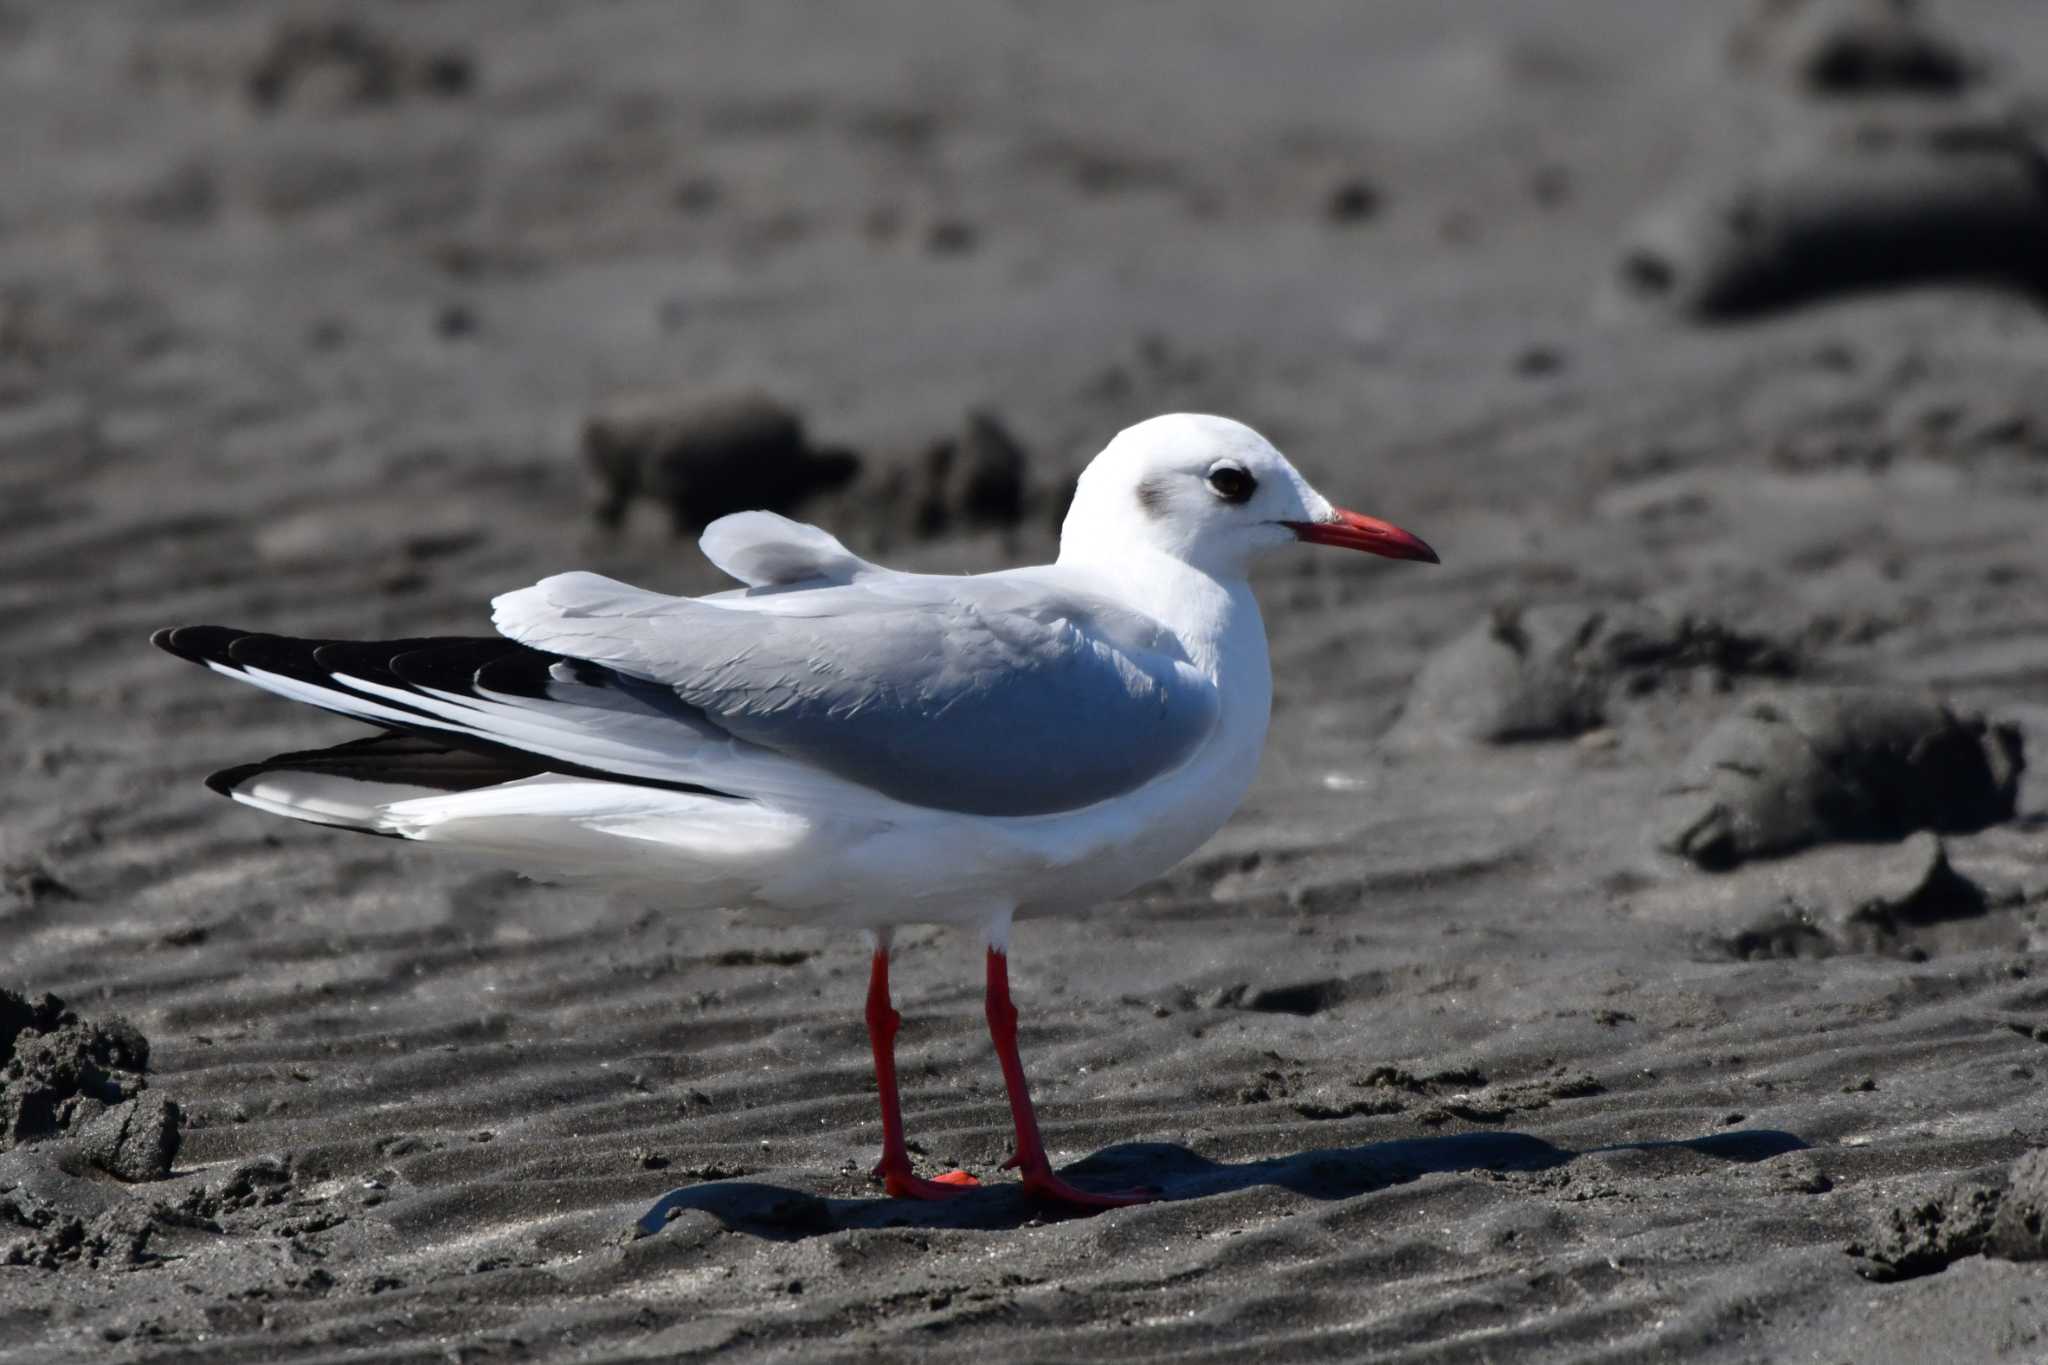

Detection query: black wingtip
xmin=204 ymin=763 xmax=261 ymax=798
xmin=388 ymin=639 xmax=523 ymax=694
xmin=156 ymin=625 xmax=253 ymax=667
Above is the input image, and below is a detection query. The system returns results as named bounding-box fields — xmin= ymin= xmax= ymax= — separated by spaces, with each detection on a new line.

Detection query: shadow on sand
xmin=633 ymin=1126 xmax=1808 ymax=1241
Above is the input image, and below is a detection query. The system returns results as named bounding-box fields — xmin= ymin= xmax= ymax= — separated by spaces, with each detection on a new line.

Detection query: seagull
xmin=153 ymin=413 xmax=1436 ymax=1209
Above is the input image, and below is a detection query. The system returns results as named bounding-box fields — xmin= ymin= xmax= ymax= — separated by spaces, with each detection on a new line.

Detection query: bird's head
xmin=1059 ymin=413 xmax=1438 ymax=579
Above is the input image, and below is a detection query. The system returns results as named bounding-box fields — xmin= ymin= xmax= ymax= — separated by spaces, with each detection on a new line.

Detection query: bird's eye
xmin=1206 ymin=464 xmax=1256 ymax=504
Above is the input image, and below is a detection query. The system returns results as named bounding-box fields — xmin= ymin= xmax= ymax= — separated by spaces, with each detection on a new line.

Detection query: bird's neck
xmin=1061 ymin=545 xmax=1265 ymax=682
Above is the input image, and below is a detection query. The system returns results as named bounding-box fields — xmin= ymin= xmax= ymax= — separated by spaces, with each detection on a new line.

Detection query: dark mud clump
xmin=1854 ymin=1148 xmax=2048 ymax=1281
xmin=1392 ymin=603 xmax=1796 ymax=746
xmin=69 ymin=1094 xmax=183 ymax=1184
xmin=1617 ymin=115 xmax=2048 ymax=319
xmin=1729 ymin=0 xmax=1978 ymax=97
xmin=246 ymin=17 xmax=475 ymax=113
xmin=912 ymin=409 xmax=1033 ymax=537
xmin=1853 ymin=1168 xmax=2007 ymax=1281
xmin=1 ymin=988 xmax=178 ymax=1179
xmin=1324 ymin=178 xmax=1383 ymax=225
xmin=1660 ymin=689 xmax=2024 ymax=869
xmin=5 ymin=1148 xmax=333 ymax=1273
xmin=1713 ymin=830 xmax=1991 ymax=960
xmin=1279 ymin=1062 xmax=1604 ymax=1127
xmin=3 ymin=860 xmax=74 ymax=907
xmin=1 ymin=1182 xmax=162 ymax=1271
xmin=1988 ymin=1148 xmax=2048 ymax=1262
xmin=854 ymin=408 xmax=1064 ymax=545
xmin=584 ymin=392 xmax=862 ymax=534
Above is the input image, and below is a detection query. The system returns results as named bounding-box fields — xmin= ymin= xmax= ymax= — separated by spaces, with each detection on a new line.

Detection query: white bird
xmin=154 ymin=413 xmax=1436 ymax=1208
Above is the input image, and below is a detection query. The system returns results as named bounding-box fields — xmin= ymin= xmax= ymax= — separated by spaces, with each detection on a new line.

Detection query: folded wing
xmin=490 ymin=564 xmax=1220 ymax=817
xmin=159 ymin=516 xmax=1221 ymax=820
xmin=697 ymin=510 xmax=878 ymax=591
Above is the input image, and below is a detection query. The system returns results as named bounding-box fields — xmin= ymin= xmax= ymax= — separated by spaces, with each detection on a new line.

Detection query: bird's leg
xmin=865 ymin=936 xmax=979 ymax=1200
xmin=983 ymin=945 xmax=1154 ymax=1208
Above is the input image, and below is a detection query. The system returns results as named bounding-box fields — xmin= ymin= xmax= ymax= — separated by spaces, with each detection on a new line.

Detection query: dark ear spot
xmin=1135 ymin=475 xmax=1172 ymax=520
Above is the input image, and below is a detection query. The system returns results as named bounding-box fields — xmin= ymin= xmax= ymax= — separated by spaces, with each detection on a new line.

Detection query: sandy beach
xmin=5 ymin=2 xmax=2048 ymax=1360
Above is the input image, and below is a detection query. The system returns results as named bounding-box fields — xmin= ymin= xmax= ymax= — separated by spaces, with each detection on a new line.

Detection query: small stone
xmin=71 ymin=1094 xmax=183 ymax=1182
xmin=1325 ymin=179 xmax=1382 ymax=224
xmin=1775 ymin=1156 xmax=1834 ymax=1194
xmin=673 ymin=177 xmax=720 ymax=215
xmin=434 ymin=302 xmax=477 ymax=338
xmin=924 ymin=219 xmax=978 ymax=255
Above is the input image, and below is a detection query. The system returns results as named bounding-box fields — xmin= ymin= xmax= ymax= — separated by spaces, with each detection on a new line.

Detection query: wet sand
xmin=5 ymin=2 xmax=2048 ymax=1360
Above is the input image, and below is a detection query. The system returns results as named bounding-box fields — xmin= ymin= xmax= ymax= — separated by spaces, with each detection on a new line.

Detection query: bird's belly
xmin=1013 ymin=760 xmax=1255 ymax=915
xmin=728 ymin=607 xmax=1270 ymax=931
xmin=766 ymin=624 xmax=1273 ymax=929
xmin=771 ymin=723 xmax=1262 ymax=929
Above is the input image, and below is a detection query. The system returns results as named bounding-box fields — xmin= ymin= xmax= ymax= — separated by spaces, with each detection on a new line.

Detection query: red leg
xmin=866 ymin=946 xmax=979 ymax=1200
xmin=984 ymin=946 xmax=1154 ymax=1209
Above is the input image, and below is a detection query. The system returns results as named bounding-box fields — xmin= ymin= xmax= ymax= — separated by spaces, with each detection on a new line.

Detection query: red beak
xmin=1285 ymin=508 xmax=1439 ymax=563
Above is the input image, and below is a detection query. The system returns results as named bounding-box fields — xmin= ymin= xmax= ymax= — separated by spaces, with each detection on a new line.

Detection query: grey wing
xmin=491 ymin=571 xmax=1220 ymax=816
xmin=697 ymin=511 xmax=879 ymax=593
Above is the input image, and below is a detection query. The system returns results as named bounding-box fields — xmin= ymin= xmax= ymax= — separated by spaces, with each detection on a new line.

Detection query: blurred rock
xmin=913 ymin=408 xmax=1032 ymax=536
xmin=1616 ymin=115 xmax=2048 ymax=319
xmin=3 ymin=861 xmax=73 ymax=906
xmin=1710 ymin=831 xmax=1988 ymax=959
xmin=1835 ymin=831 xmax=1986 ymax=932
xmin=1395 ymin=605 xmax=1607 ymax=744
xmin=1730 ymin=0 xmax=1976 ymax=97
xmin=923 ymin=218 xmax=979 ymax=256
xmin=1393 ymin=603 xmax=1795 ymax=746
xmin=246 ymin=17 xmax=474 ymax=113
xmin=1661 ymin=689 xmax=2024 ymax=869
xmin=584 ymin=392 xmax=861 ymax=535
xmin=1325 ymin=178 xmax=1382 ymax=225
xmin=1047 ymin=470 xmax=1082 ymax=538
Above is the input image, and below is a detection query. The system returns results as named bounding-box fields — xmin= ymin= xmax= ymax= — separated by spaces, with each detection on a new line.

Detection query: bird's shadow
xmin=632 ymin=1127 xmax=1807 ymax=1241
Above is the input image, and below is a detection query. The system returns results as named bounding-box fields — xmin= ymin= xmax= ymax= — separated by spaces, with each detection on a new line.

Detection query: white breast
xmin=784 ymin=569 xmax=1272 ymax=927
